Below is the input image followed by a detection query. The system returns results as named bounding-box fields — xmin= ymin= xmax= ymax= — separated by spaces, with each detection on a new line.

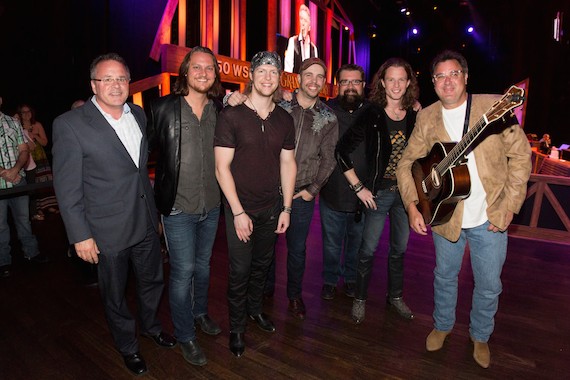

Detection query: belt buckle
xmin=389 ymin=184 xmax=398 ymax=192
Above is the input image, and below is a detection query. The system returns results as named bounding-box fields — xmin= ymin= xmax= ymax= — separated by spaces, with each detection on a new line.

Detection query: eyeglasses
xmin=432 ymin=70 xmax=463 ymax=82
xmin=92 ymin=77 xmax=130 ymax=85
xmin=338 ymin=79 xmax=363 ymax=86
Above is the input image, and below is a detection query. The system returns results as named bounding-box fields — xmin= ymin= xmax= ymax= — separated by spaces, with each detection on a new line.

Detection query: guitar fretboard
xmin=436 ymin=117 xmax=488 ymax=175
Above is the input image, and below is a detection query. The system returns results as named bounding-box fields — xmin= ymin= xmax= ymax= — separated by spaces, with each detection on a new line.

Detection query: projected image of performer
xmin=284 ymin=4 xmax=318 ymax=73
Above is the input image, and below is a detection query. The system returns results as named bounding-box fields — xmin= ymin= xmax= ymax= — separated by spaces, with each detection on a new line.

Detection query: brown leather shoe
xmin=471 ymin=337 xmax=490 ymax=368
xmin=426 ymin=329 xmax=451 ymax=351
xmin=288 ymin=298 xmax=306 ymax=320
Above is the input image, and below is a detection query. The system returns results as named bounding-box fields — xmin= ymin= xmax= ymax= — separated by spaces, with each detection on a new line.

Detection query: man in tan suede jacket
xmin=396 ymin=50 xmax=531 ymax=369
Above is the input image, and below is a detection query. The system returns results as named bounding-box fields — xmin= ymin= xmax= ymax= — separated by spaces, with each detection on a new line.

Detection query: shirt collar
xmin=292 ymin=90 xmax=322 ymax=111
xmin=91 ymin=95 xmax=131 ymax=118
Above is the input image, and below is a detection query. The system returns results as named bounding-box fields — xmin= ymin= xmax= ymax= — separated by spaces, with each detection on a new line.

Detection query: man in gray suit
xmin=52 ymin=53 xmax=175 ymax=376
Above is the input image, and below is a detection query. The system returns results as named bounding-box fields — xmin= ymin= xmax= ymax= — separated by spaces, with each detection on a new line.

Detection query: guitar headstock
xmin=484 ymin=85 xmax=525 ymax=124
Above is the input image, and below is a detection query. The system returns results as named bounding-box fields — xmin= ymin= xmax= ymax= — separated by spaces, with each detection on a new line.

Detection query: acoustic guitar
xmin=411 ymin=85 xmax=525 ymax=226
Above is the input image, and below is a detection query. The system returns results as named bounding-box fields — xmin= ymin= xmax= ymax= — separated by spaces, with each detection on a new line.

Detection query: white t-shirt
xmin=442 ymin=100 xmax=488 ymax=228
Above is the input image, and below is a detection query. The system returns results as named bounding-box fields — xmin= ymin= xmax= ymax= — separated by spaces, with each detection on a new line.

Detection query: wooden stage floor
xmin=1 ymin=204 xmax=569 ymax=379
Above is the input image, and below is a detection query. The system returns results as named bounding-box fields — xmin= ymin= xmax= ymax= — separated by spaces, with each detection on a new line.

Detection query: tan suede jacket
xmin=396 ymin=94 xmax=532 ymax=242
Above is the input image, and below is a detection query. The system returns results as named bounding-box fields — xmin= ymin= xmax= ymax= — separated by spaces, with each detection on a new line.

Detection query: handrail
xmin=509 ymin=173 xmax=570 ymax=245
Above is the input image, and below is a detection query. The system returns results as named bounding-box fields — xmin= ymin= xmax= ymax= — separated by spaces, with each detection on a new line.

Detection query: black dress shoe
xmin=195 ymin=314 xmax=222 ymax=336
xmin=288 ymin=298 xmax=306 ymax=320
xmin=249 ymin=313 xmax=276 ymax=332
xmin=123 ymin=352 xmax=148 ymax=375
xmin=320 ymin=284 xmax=336 ymax=300
xmin=0 ymin=265 xmax=10 ymax=278
xmin=180 ymin=340 xmax=207 ymax=366
xmin=343 ymin=282 xmax=356 ymax=298
xmin=144 ymin=332 xmax=177 ymax=348
xmin=229 ymin=332 xmax=245 ymax=357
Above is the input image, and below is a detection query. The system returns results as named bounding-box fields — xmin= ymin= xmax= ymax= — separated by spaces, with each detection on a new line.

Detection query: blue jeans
xmin=432 ymin=221 xmax=507 ymax=342
xmin=286 ymin=196 xmax=316 ymax=299
xmin=0 ymin=181 xmax=39 ymax=266
xmin=162 ymin=206 xmax=220 ymax=343
xmin=355 ymin=189 xmax=409 ymax=300
xmin=320 ymin=198 xmax=364 ymax=286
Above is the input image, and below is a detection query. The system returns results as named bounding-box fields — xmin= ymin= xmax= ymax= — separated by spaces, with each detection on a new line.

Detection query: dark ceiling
xmin=339 ymin=0 xmax=570 ymax=142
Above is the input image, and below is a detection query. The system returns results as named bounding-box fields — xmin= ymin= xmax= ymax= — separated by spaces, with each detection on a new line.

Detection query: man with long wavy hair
xmin=336 ymin=57 xmax=420 ymax=324
xmin=148 ymin=46 xmax=224 ymax=367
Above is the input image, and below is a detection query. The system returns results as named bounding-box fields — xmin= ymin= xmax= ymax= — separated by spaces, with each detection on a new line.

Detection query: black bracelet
xmin=282 ymin=206 xmax=292 ymax=214
xmin=233 ymin=211 xmax=245 ymax=217
xmin=354 ymin=185 xmax=364 ymax=194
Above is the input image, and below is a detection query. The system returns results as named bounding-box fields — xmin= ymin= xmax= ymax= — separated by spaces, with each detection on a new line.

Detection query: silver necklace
xmin=248 ymin=97 xmax=273 ymax=132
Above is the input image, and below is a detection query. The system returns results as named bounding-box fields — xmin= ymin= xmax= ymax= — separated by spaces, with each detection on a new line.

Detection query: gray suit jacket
xmin=52 ymin=100 xmax=158 ymax=252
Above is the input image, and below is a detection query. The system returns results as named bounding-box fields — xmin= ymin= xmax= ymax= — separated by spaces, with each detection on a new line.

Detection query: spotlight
xmin=412 ymin=28 xmax=419 ymax=35
xmin=467 ymin=26 xmax=474 ymax=33
xmin=400 ymin=8 xmax=407 ymax=13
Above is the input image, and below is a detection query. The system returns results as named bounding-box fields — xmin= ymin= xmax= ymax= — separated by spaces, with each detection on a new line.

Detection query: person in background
xmin=17 ymin=104 xmax=58 ymax=219
xmin=52 ymin=53 xmax=176 ymax=376
xmin=214 ymin=51 xmax=296 ymax=357
xmin=22 ymin=127 xmax=38 ymax=218
xmin=71 ymin=99 xmax=86 ymax=109
xmin=284 ymin=4 xmax=318 ymax=73
xmin=148 ymin=46 xmax=223 ymax=367
xmin=396 ymin=50 xmax=532 ymax=368
xmin=539 ymin=133 xmax=552 ymax=155
xmin=336 ymin=57 xmax=419 ymax=323
xmin=319 ymin=64 xmax=369 ymax=301
xmin=0 ymin=96 xmax=45 ymax=279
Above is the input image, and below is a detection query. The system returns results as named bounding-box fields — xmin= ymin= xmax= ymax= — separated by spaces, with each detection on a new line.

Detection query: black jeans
xmin=226 ymin=202 xmax=280 ymax=333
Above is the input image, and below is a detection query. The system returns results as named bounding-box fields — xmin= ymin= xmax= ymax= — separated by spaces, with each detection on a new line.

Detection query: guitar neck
xmin=437 ymin=117 xmax=488 ymax=174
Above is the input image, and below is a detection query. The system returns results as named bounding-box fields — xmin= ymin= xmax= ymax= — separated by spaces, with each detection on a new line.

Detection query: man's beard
xmin=338 ymin=92 xmax=364 ymax=111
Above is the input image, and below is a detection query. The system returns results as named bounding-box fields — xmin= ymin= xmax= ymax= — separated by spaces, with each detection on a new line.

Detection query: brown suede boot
xmin=426 ymin=329 xmax=451 ymax=351
xmin=471 ymin=337 xmax=490 ymax=368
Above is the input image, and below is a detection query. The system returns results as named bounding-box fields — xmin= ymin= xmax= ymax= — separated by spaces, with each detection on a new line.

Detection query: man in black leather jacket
xmin=147 ymin=46 xmax=223 ymax=367
xmin=336 ymin=57 xmax=419 ymax=323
